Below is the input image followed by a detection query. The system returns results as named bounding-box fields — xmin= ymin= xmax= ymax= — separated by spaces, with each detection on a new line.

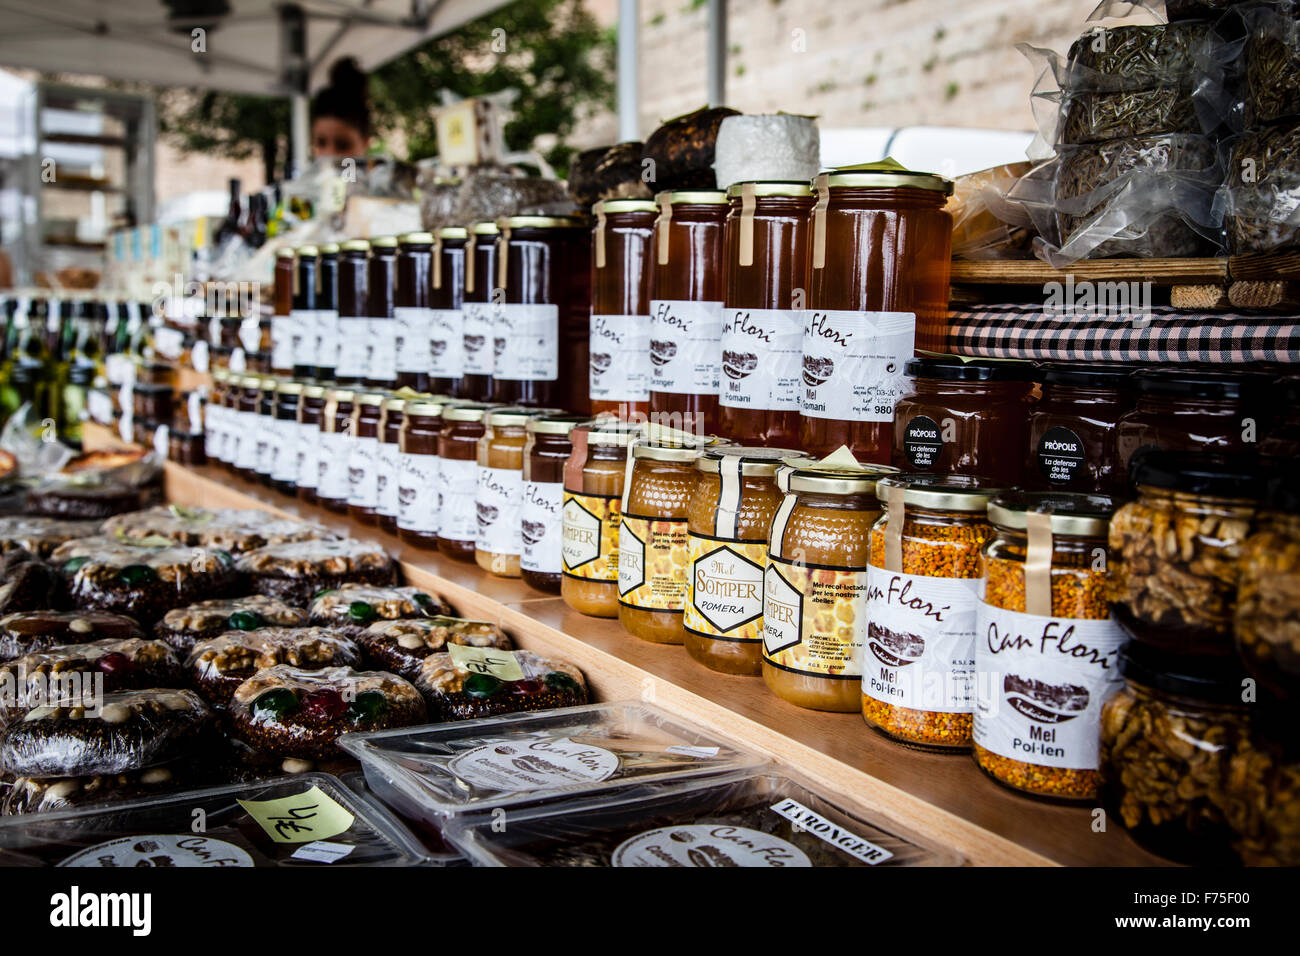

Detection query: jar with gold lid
xmin=377 ymin=391 xmax=416 ymax=533
xmin=296 ymin=383 xmax=328 ymax=504
xmin=317 ymin=388 xmax=357 ymax=513
xmin=347 ymin=391 xmax=387 ymax=524
xmin=439 ymin=403 xmax=495 ymax=559
xmin=522 ymin=414 xmax=591 ymax=594
xmin=270 ymin=381 xmax=303 ymax=495
xmin=397 ymin=397 xmax=455 ymax=549
xmin=476 ymin=405 xmax=550 ymax=577
xmin=231 ymin=375 xmax=263 ymax=480
xmin=684 ymin=445 xmax=798 ymax=675
xmin=334 ymin=239 xmax=370 ymax=387
xmin=271 ymin=247 xmax=295 ymax=374
xmin=254 ymin=376 xmax=279 ymax=487
xmin=590 ymin=199 xmax=657 ymax=421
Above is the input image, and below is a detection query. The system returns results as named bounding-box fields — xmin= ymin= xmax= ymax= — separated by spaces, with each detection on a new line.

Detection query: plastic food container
xmin=863 ymin=475 xmax=1001 ymax=750
xmin=0 ymin=773 xmax=429 ymax=867
xmin=974 ymin=492 xmax=1122 ymax=801
xmin=442 ymin=769 xmax=962 ymax=867
xmin=339 ymin=702 xmax=763 ymax=827
xmin=1109 ymin=452 xmax=1262 ymax=658
xmin=338 ymin=769 xmax=466 ymax=865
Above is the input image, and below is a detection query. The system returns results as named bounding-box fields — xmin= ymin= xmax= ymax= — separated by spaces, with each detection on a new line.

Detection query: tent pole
xmin=291 ymin=93 xmax=310 ymax=177
xmin=707 ymin=0 xmax=726 ymax=107
xmin=617 ymin=0 xmax=638 ymax=142
xmin=280 ymin=3 xmax=309 ymax=178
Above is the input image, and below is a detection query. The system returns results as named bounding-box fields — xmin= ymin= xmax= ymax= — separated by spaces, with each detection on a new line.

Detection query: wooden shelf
xmin=93 ymin=444 xmax=1163 ymax=868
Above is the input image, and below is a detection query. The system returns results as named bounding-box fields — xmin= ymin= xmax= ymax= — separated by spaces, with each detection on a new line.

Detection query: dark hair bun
xmin=313 ymin=56 xmax=371 ymax=138
xmin=328 ymin=57 xmax=367 ymax=100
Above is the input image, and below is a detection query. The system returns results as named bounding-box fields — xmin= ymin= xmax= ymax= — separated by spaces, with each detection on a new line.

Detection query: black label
xmin=903 ymin=415 xmax=943 ymax=469
xmin=1037 ymin=425 xmax=1086 ymax=485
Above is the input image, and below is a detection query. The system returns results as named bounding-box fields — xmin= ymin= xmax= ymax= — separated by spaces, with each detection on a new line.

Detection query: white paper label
xmin=665 ymin=745 xmax=720 ymax=758
xmin=718 ymin=308 xmax=802 ymax=411
xmin=520 ymin=480 xmax=563 ymax=574
xmin=397 ymin=452 xmax=440 ymax=533
xmin=367 ymin=317 xmax=397 ymax=383
xmin=476 ymin=465 xmax=524 ymax=556
xmin=154 ymin=326 xmax=185 ymax=361
xmin=238 ymin=317 xmax=261 ymax=353
xmin=347 ymin=435 xmax=380 ymax=508
xmin=104 ymin=354 xmax=134 ymax=387
xmin=60 ymin=834 xmax=255 ymax=868
xmin=973 ymin=603 xmax=1126 ymax=771
xmin=590 ymin=314 xmax=651 ymax=403
xmin=272 ymin=417 xmax=300 ymax=483
xmin=613 ymin=825 xmax=810 ymax=868
xmin=439 ymin=457 xmax=479 ymax=542
xmin=297 ymin=421 xmax=321 ymax=489
xmin=317 ymin=431 xmax=353 ymax=499
xmin=317 ymin=310 xmax=340 ymax=370
xmin=255 ymin=417 xmax=277 ymax=475
xmin=290 ymin=309 xmax=318 ymax=367
xmin=271 ymin=314 xmax=295 ymax=371
xmin=492 ymin=303 xmax=559 ymax=381
xmin=233 ymin=411 xmax=260 ymax=471
xmin=801 ymin=310 xmax=915 ymax=422
xmin=448 ymin=737 xmax=620 ymax=792
xmin=290 ymin=841 xmax=355 ymax=864
xmin=462 ymin=303 xmax=493 ymax=375
xmin=205 ymin=404 xmax=223 ymax=461
xmin=649 ymin=299 xmax=723 ymax=395
xmin=393 ymin=307 xmax=432 ymax=373
xmin=335 ymin=317 xmax=368 ymax=379
xmin=429 ymin=309 xmax=464 ymax=378
xmin=376 ymin=441 xmax=402 ymax=518
xmin=191 ymin=339 xmax=210 ymax=374
xmin=88 ymin=390 xmax=115 ymax=427
xmin=152 ymin=424 xmax=169 ymax=459
xmin=863 ymin=568 xmax=981 ymax=714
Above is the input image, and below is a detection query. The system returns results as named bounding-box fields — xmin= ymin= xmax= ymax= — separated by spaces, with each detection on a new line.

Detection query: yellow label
xmin=562 ymin=491 xmax=621 ymax=582
xmin=236 ymin=785 xmax=355 ymax=844
xmin=762 ymin=554 xmax=868 ymax=678
xmin=618 ymin=514 xmax=690 ymax=611
xmin=684 ymin=535 xmax=768 ymax=643
xmin=447 ymin=644 xmax=524 ymax=681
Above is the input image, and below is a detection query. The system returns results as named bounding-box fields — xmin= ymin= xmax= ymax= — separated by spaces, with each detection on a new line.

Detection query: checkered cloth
xmin=948 ymin=304 xmax=1300 ymax=363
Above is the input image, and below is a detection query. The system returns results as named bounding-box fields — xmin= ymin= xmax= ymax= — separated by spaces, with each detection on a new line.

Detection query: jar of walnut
xmin=1109 ymin=452 xmax=1261 ymax=658
xmin=1235 ymin=476 xmax=1300 ymax=704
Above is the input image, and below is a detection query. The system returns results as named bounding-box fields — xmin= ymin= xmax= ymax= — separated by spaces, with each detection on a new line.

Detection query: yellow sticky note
xmin=237 ymin=786 xmax=355 ymax=844
xmin=448 ymin=644 xmax=524 ymax=681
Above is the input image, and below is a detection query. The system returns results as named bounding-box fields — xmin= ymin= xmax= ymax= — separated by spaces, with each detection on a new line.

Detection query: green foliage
xmin=157 ymin=89 xmax=290 ymax=182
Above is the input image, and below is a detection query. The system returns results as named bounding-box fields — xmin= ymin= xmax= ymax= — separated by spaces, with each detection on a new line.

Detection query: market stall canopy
xmin=0 ymin=0 xmax=513 ymax=95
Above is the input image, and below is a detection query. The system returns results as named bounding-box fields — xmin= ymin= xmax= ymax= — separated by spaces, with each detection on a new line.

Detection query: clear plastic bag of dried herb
xmin=1222 ymin=122 xmax=1300 ymax=254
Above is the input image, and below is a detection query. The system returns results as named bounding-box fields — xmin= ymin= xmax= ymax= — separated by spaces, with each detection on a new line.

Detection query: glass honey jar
xmin=590 ymin=200 xmax=657 ymax=421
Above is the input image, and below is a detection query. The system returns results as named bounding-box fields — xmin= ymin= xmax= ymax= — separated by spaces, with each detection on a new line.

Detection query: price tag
xmin=290 ymin=841 xmax=355 ymax=864
xmin=447 ymin=644 xmax=524 ymax=681
xmin=236 ymin=785 xmax=355 ymax=844
xmin=665 ymin=745 xmax=720 ymax=759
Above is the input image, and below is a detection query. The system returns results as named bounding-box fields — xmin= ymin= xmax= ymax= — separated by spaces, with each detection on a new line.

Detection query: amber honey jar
xmin=891 ymin=357 xmax=1037 ymax=486
xmin=648 ymin=190 xmax=728 ymax=435
xmin=974 ymin=492 xmax=1122 ymax=801
xmin=590 ymin=200 xmax=657 ymax=421
xmin=394 ymin=233 xmax=434 ymax=393
xmin=460 ymin=222 xmax=498 ymax=401
xmin=561 ymin=419 xmax=644 ymax=618
xmin=347 ymin=392 xmax=386 ymax=524
xmin=801 ymin=163 xmax=953 ymax=460
xmin=522 ymin=414 xmax=591 ymax=594
xmin=296 ymin=383 xmax=328 ymax=504
xmin=618 ymin=434 xmax=726 ymax=645
xmin=477 ymin=406 xmax=547 ymax=577
xmin=684 ymin=446 xmax=798 ymax=676
xmin=429 ymin=227 xmax=468 ymax=396
xmin=317 ymin=388 xmax=357 ymax=513
xmin=862 ymin=475 xmax=1001 ymax=750
xmin=398 ymin=398 xmax=454 ymax=550
xmin=334 ymin=239 xmax=370 ymax=387
xmin=492 ymin=216 xmax=592 ymax=412
xmin=1025 ymin=363 xmax=1134 ymax=494
xmin=271 ymin=247 xmax=295 ymax=374
xmin=719 ymin=182 xmax=813 ymax=447
xmin=763 ymin=462 xmax=896 ymax=712
xmin=439 ymin=403 xmax=495 ymax=560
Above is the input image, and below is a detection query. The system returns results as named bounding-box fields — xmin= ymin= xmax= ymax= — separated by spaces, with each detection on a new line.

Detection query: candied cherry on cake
xmin=347 ymin=601 xmax=378 ymax=624
xmin=508 ymin=679 xmax=543 ymax=696
xmin=252 ymin=688 xmax=299 ymax=718
xmin=544 ymin=672 xmax=579 ymax=693
xmin=96 ymin=651 xmax=134 ymax=675
xmin=302 ymin=688 xmax=348 ymax=721
xmin=227 ymin=610 xmax=266 ymax=631
xmin=464 ymin=673 xmax=503 ymax=698
xmin=412 ymin=592 xmax=437 ymax=614
xmin=117 ymin=564 xmax=157 ymax=586
xmin=62 ymin=556 xmax=89 ymax=574
xmin=347 ymin=690 xmax=388 ymax=722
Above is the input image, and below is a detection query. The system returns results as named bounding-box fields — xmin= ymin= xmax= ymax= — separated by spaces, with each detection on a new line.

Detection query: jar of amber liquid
xmin=254 ymin=376 xmax=279 ymax=487
xmin=590 ymin=200 xmax=657 ymax=420
xmin=763 ymin=464 xmax=894 ymax=712
xmin=719 ymin=182 xmax=813 ymax=447
xmin=296 ymin=384 xmax=328 ymax=504
xmin=334 ymin=239 xmax=370 ymax=387
xmin=271 ymin=248 xmax=295 ymax=374
xmin=317 ymin=388 xmax=356 ymax=514
xmin=492 ymin=216 xmax=592 ymax=412
xmin=619 ymin=436 xmax=724 ymax=644
xmin=377 ymin=393 xmax=411 ymax=534
xmin=232 ymin=375 xmax=263 ymax=480
xmin=476 ymin=407 xmax=544 ymax=577
xmin=801 ymin=165 xmax=954 ymax=460
xmin=974 ymin=492 xmax=1122 ymax=801
xmin=394 ymin=233 xmax=433 ymax=393
xmin=1025 ymin=363 xmax=1134 ymax=494
xmin=684 ymin=446 xmax=798 ymax=675
xmin=439 ymin=403 xmax=494 ymax=560
xmin=398 ymin=398 xmax=452 ymax=550
xmin=430 ymin=227 xmax=468 ymax=396
xmin=862 ymin=475 xmax=1001 ymax=750
xmin=347 ymin=392 xmax=385 ymax=525
xmin=522 ymin=414 xmax=590 ymax=594
xmin=317 ymin=243 xmax=340 ymax=382
xmin=892 ymin=357 xmax=1036 ymax=486
xmin=562 ymin=420 xmax=644 ymax=617
xmin=459 ymin=223 xmax=498 ymax=401
xmin=649 ymin=190 xmax=727 ymax=435
xmin=270 ymin=382 xmax=302 ymax=495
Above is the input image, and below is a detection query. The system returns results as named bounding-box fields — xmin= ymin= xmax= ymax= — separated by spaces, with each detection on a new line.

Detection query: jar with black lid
xmin=296 ymin=383 xmax=328 ymax=504
xmin=271 ymin=381 xmax=303 ymax=495
xmin=334 ymin=239 xmax=370 ymax=387
xmin=439 ymin=403 xmax=495 ymax=559
xmin=460 ymin=223 xmax=498 ymax=401
xmin=891 ymin=357 xmax=1036 ymax=485
xmin=1025 ymin=363 xmax=1134 ymax=494
xmin=394 ymin=233 xmax=433 ymax=393
xmin=429 ymin=226 xmax=468 ymax=396
xmin=318 ymin=388 xmax=357 ymax=513
xmin=347 ymin=392 xmax=386 ymax=524
xmin=1116 ymin=368 xmax=1272 ymax=477
xmin=521 ymin=414 xmax=591 ymax=594
xmin=232 ymin=375 xmax=262 ymax=479
xmin=272 ymin=247 xmax=295 ymax=374
xmin=253 ymin=376 xmax=278 ymax=486
xmin=398 ymin=398 xmax=453 ymax=550
xmin=365 ymin=236 xmax=398 ymax=389
xmin=131 ymin=382 xmax=173 ymax=427
xmin=317 ymin=242 xmax=340 ymax=382
xmin=1261 ymin=374 xmax=1300 ymax=461
xmin=291 ymin=245 xmax=320 ymax=380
